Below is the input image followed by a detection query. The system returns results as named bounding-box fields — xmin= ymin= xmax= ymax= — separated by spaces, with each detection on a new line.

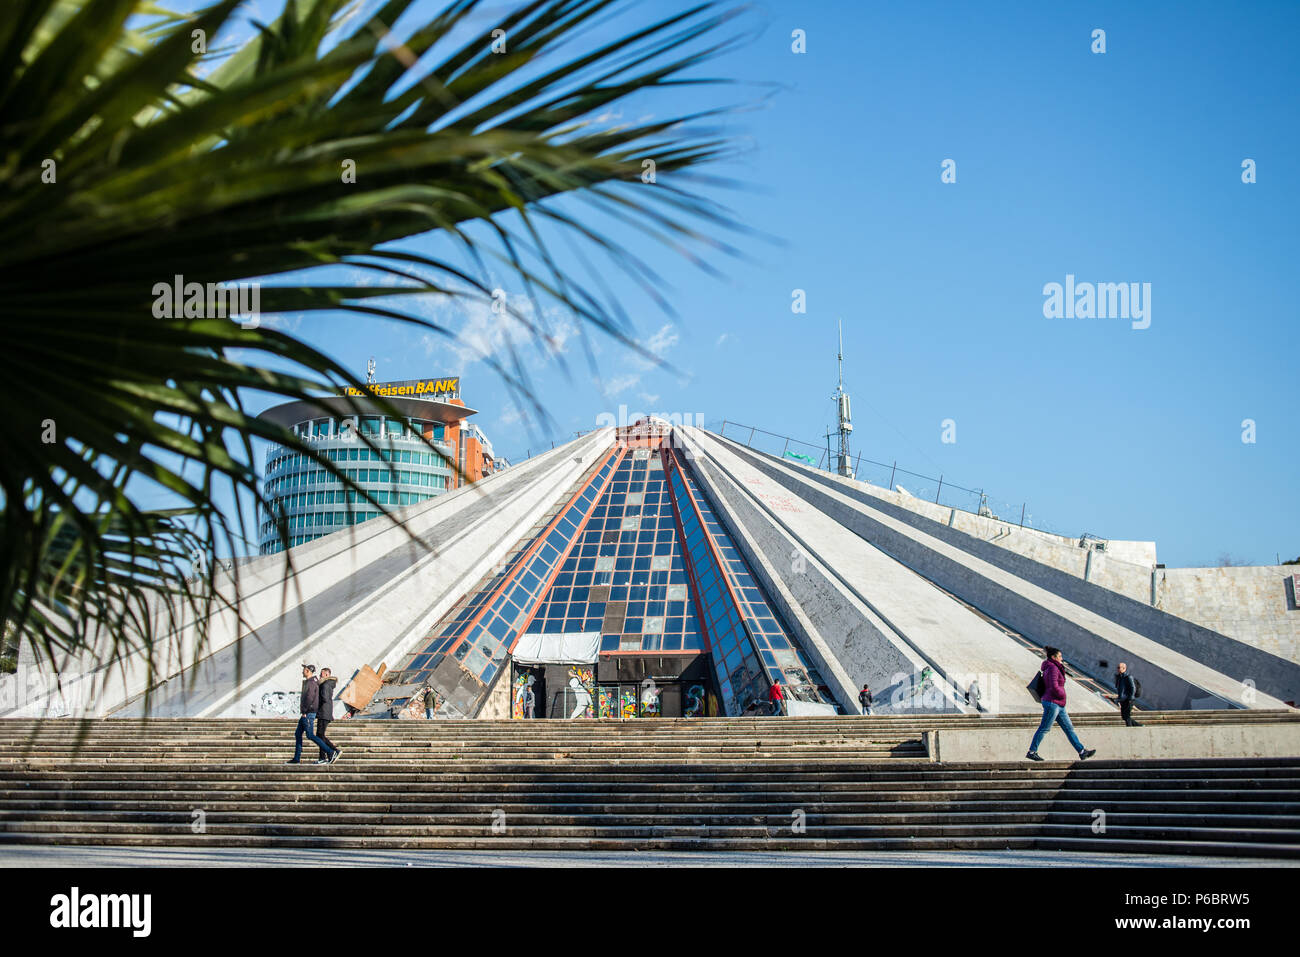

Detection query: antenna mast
xmin=833 ymin=319 xmax=854 ymax=478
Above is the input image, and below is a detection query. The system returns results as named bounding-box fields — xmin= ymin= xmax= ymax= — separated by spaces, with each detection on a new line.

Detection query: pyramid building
xmin=7 ymin=420 xmax=1299 ymax=721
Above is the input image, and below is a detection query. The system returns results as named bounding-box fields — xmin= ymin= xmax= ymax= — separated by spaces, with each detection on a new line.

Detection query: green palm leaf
xmin=0 ymin=0 xmax=749 ymax=702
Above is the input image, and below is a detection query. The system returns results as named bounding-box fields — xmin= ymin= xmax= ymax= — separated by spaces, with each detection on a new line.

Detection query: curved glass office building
xmin=255 ymin=376 xmax=503 ymax=554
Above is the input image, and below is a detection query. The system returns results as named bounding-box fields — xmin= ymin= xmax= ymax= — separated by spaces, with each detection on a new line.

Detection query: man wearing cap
xmin=286 ymin=664 xmax=338 ymax=765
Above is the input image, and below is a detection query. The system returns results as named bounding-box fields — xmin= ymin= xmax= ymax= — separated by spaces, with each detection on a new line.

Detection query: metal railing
xmin=714 ymin=419 xmax=1063 ymax=536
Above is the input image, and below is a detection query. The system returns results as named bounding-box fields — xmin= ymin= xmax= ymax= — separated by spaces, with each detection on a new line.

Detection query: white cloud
xmin=631 ymin=323 xmax=679 ymax=369
xmin=645 ymin=323 xmax=679 ymax=356
xmin=498 ymin=405 xmax=526 ymax=427
xmin=601 ymin=373 xmax=641 ymax=395
xmin=412 ymin=292 xmax=576 ymax=374
xmin=715 ymin=333 xmax=731 ymax=347
xmin=638 ymin=391 xmax=660 ymax=404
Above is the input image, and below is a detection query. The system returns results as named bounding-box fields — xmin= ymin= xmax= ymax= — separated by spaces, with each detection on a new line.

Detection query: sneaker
xmin=1026 ymin=751 xmax=1044 ymax=761
xmin=1079 ymin=749 xmax=1096 ymax=760
xmin=329 ymin=749 xmax=342 ymax=764
xmin=315 ymin=758 xmax=330 ymax=765
xmin=285 ymin=759 xmax=300 ymax=764
xmin=1131 ymin=721 xmax=1144 ymax=727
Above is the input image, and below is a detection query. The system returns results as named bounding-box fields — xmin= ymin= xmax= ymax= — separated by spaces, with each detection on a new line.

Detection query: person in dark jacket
xmin=859 ymin=683 xmax=873 ymax=715
xmin=1026 ymin=648 xmax=1096 ymax=762
xmin=423 ymin=686 xmax=437 ymax=720
xmin=1114 ymin=662 xmax=1142 ymax=727
xmin=316 ymin=668 xmax=342 ymax=763
xmin=287 ymin=664 xmax=338 ymax=765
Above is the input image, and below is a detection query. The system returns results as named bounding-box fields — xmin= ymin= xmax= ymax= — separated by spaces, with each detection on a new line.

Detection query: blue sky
xmin=204 ymin=0 xmax=1299 ymax=567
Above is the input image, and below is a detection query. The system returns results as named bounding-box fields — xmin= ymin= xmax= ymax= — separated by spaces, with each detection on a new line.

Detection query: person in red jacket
xmin=768 ymin=679 xmax=785 ymax=717
xmin=1026 ymin=648 xmax=1096 ymax=762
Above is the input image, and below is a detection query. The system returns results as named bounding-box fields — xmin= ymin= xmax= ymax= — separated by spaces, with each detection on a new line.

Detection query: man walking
xmin=858 ymin=683 xmax=873 ymax=715
xmin=1114 ymin=662 xmax=1142 ymax=727
xmin=768 ymin=678 xmax=785 ymax=717
xmin=316 ymin=668 xmax=342 ymax=764
xmin=286 ymin=664 xmax=338 ymax=765
xmin=1026 ymin=647 xmax=1096 ymax=762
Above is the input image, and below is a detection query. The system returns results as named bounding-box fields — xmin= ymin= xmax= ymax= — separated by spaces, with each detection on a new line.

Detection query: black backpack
xmin=1133 ymin=678 xmax=1142 ymax=699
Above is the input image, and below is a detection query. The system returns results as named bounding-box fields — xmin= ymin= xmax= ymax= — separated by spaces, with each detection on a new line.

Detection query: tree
xmin=0 ymin=0 xmax=745 ymax=697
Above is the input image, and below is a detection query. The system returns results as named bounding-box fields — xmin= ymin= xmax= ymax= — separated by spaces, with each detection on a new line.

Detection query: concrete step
xmin=6 ymin=797 xmax=1297 ymax=817
xmin=3 ymin=807 xmax=1295 ymax=829
xmin=2 ymin=716 xmax=1296 ymax=859
xmin=3 ymin=830 xmax=1298 ymax=858
xmin=1 ymin=819 xmax=1295 ymax=848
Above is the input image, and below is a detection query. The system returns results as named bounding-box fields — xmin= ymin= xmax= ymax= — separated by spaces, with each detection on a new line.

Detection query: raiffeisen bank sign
xmin=340 ymin=377 xmax=460 ymax=400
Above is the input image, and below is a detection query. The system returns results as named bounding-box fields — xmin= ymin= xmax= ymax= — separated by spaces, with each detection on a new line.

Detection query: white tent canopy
xmin=511 ymin=632 xmax=600 ymax=666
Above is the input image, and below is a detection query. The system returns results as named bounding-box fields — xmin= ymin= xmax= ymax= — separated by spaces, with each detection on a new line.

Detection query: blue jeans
xmin=1029 ymin=701 xmax=1086 ymax=754
xmin=293 ymin=713 xmax=334 ymax=761
xmin=425 ymin=708 xmax=433 ymax=719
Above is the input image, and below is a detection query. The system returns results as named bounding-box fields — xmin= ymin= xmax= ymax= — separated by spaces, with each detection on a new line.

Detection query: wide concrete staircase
xmin=1 ymin=714 xmax=1298 ymax=858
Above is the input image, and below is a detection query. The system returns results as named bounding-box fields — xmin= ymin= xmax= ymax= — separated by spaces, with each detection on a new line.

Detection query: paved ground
xmin=0 ymin=846 xmax=1289 ymax=868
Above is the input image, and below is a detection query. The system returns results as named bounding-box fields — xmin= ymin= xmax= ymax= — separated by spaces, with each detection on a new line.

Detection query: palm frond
xmin=0 ymin=0 xmax=750 ymax=705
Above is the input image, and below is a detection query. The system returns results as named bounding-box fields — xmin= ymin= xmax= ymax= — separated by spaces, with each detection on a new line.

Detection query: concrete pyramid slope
xmin=4 ymin=420 xmax=1293 ymax=722
xmin=679 ymin=429 xmax=1108 ymax=715
xmin=2 ymin=431 xmax=617 ymax=719
xmin=689 ymin=429 xmax=1294 ymax=711
xmin=380 ymin=431 xmax=844 ymax=720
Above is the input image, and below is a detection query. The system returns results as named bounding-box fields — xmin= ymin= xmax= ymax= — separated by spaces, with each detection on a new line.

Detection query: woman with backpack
xmin=1026 ymin=647 xmax=1097 ymax=762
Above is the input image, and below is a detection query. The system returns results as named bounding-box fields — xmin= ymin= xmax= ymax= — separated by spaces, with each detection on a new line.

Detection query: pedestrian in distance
xmin=859 ymin=683 xmax=873 ymax=715
xmin=423 ymin=685 xmax=437 ymax=720
xmin=316 ymin=668 xmax=342 ymax=765
xmin=966 ymin=678 xmax=982 ymax=713
xmin=286 ymin=664 xmax=339 ymax=765
xmin=1026 ymin=647 xmax=1096 ymax=762
xmin=769 ymin=679 xmax=785 ymax=717
xmin=1114 ymin=662 xmax=1143 ymax=727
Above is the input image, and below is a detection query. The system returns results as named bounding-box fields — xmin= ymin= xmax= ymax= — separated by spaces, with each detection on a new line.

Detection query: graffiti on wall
xmin=684 ymin=684 xmax=705 ymax=718
xmin=513 ymin=672 xmax=536 ymax=719
xmin=254 ymin=690 xmax=300 ymax=717
xmin=568 ymin=666 xmax=594 ymax=719
xmin=640 ymin=679 xmax=661 ymax=717
xmin=598 ymin=686 xmax=616 ymax=719
xmin=620 ymin=686 xmax=637 ymax=719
